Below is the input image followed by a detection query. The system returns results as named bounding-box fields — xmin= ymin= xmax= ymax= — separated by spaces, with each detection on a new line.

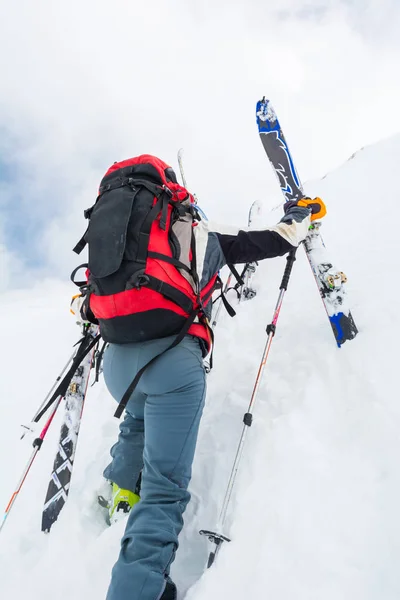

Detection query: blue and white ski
xmin=256 ymin=97 xmax=358 ymax=346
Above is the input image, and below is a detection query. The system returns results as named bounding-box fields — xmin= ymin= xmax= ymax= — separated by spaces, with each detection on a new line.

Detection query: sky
xmin=1 ymin=0 xmax=400 ymax=292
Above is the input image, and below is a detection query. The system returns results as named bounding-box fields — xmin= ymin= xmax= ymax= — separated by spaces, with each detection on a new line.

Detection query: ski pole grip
xmin=280 ymin=250 xmax=297 ymax=290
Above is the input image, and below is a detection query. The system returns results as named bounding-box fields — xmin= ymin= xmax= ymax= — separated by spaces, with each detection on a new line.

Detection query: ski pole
xmin=177 ymin=148 xmax=188 ymax=188
xmin=0 ymin=396 xmax=64 ymax=535
xmin=20 ymin=350 xmax=76 ymax=438
xmin=200 ymin=249 xmax=297 ymax=566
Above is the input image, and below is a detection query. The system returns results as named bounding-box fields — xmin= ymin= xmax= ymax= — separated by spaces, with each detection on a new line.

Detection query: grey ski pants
xmin=102 ymin=335 xmax=207 ymax=600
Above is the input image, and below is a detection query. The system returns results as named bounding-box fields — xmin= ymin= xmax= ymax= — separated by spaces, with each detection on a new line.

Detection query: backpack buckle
xmin=79 ymin=284 xmax=92 ymax=296
xmin=135 ymin=275 xmax=150 ymax=288
xmin=126 ymin=271 xmax=150 ymax=290
xmin=127 ymin=178 xmax=138 ymax=190
xmin=162 ymin=185 xmax=173 ymax=198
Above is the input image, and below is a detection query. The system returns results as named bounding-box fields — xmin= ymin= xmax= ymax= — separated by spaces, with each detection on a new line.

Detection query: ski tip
xmin=256 ymin=98 xmax=278 ymax=132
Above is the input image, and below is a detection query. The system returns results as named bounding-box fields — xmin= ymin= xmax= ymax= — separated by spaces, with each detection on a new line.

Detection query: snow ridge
xmin=1 ymin=135 xmax=400 ymax=599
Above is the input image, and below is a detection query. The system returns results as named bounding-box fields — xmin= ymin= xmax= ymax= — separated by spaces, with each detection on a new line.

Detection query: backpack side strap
xmin=113 ymin=277 xmax=217 ymax=419
xmin=70 ymin=263 xmax=89 ymax=287
xmin=114 ymin=308 xmax=200 ymax=418
xmin=227 ymin=263 xmax=246 ymax=287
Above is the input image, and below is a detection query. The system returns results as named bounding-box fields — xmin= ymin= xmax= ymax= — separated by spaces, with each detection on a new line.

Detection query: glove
xmin=284 ymin=197 xmax=326 ymax=222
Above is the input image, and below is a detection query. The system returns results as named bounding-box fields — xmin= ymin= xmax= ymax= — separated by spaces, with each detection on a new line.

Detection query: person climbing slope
xmin=71 ymin=154 xmax=326 ymax=600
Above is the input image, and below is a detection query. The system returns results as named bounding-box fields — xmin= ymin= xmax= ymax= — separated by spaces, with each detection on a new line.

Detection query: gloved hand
xmin=284 ymin=197 xmax=326 ymax=221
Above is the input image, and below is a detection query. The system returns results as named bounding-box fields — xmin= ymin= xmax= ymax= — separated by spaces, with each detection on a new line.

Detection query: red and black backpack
xmin=72 ymin=155 xmax=218 ymax=415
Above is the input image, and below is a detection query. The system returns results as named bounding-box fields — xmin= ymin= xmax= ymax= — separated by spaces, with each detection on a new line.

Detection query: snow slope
xmin=1 ymin=135 xmax=400 ymax=599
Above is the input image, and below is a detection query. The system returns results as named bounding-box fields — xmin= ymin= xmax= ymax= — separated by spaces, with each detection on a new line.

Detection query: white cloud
xmin=0 ymin=240 xmax=23 ymax=292
xmin=0 ymin=0 xmax=399 ymax=290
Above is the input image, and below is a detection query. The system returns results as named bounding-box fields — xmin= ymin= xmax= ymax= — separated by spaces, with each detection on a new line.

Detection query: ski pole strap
xmin=34 ymin=330 xmax=100 ymax=423
xmin=280 ymin=249 xmax=297 ymax=290
xmin=114 ymin=309 xmax=200 ymax=419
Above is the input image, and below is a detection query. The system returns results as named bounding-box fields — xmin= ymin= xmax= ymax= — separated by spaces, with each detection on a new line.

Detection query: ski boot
xmin=98 ymin=483 xmax=140 ymax=525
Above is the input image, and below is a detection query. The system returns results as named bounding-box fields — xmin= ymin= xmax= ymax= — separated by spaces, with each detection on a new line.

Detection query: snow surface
xmin=1 ymin=136 xmax=400 ymax=599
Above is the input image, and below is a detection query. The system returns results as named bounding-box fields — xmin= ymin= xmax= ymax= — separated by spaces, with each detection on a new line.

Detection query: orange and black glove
xmin=284 ymin=197 xmax=326 ymax=222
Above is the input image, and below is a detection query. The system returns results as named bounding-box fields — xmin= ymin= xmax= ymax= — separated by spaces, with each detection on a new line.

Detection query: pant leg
xmin=106 ymin=335 xmax=206 ymax=600
xmin=103 ymin=344 xmax=145 ymax=492
xmin=103 ymin=411 xmax=144 ymax=492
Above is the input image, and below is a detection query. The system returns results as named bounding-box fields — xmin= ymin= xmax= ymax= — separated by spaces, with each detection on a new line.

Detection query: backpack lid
xmin=102 ymin=155 xmax=178 ymax=187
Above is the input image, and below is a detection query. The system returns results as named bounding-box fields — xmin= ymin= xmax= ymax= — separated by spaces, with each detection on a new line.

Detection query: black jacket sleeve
xmin=216 ymin=229 xmax=294 ymax=265
xmin=215 ymin=205 xmax=311 ymax=265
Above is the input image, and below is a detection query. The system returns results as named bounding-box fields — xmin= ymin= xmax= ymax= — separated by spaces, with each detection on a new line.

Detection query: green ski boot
xmin=98 ymin=483 xmax=140 ymax=525
xmin=109 ymin=483 xmax=140 ymax=524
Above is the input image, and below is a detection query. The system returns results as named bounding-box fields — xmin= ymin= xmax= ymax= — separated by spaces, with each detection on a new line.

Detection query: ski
xmin=241 ymin=200 xmax=262 ymax=301
xmin=211 ymin=201 xmax=261 ymax=328
xmin=176 ymin=150 xmax=259 ymax=330
xmin=41 ymin=325 xmax=98 ymax=532
xmin=256 ymin=98 xmax=358 ymax=346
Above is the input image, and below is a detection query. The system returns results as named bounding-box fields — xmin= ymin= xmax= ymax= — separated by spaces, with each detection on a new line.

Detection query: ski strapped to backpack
xmin=34 ymin=326 xmax=101 ymax=423
xmin=72 ymin=155 xmax=224 ymax=418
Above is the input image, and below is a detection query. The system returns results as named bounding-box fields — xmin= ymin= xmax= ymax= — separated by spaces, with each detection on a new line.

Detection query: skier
xmin=72 ymin=155 xmax=326 ymax=600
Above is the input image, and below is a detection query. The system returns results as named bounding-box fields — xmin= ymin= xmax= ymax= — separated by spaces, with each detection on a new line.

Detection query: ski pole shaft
xmin=0 ymin=396 xmax=63 ymax=534
xmin=33 ymin=328 xmax=100 ymax=423
xmin=219 ymin=252 xmax=296 ymax=527
xmin=23 ymin=351 xmax=76 ymax=431
xmin=177 ymin=148 xmax=187 ymax=188
xmin=201 ymin=249 xmax=297 ymax=565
